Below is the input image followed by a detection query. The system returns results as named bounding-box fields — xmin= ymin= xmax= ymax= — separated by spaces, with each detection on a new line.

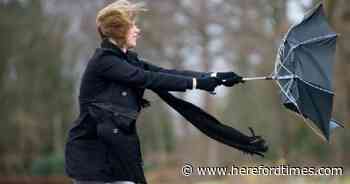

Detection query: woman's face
xmin=126 ymin=22 xmax=141 ymax=49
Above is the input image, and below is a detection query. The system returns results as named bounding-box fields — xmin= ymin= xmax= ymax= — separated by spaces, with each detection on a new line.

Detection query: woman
xmin=64 ymin=1 xmax=246 ymax=183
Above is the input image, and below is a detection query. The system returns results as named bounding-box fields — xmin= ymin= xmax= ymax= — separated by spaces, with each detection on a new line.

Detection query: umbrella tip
xmin=330 ymin=119 xmax=344 ymax=129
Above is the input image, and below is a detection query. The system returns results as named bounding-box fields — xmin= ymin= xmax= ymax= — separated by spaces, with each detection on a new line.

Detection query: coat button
xmin=122 ymin=91 xmax=128 ymax=96
xmin=113 ymin=128 xmax=119 ymax=134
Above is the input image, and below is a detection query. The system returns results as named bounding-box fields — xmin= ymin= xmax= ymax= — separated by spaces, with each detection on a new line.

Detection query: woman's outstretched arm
xmin=140 ymin=59 xmax=211 ymax=78
xmin=95 ymin=54 xmax=220 ymax=92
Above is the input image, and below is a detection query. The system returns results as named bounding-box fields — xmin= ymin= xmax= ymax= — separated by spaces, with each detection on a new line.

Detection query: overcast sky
xmin=288 ymin=0 xmax=313 ymax=23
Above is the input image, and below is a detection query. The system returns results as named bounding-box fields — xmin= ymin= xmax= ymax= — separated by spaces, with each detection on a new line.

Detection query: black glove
xmin=216 ymin=72 xmax=244 ymax=87
xmin=196 ymin=76 xmax=220 ymax=92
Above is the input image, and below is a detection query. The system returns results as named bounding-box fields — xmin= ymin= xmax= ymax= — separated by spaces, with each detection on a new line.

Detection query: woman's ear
xmin=97 ymin=26 xmax=107 ymax=39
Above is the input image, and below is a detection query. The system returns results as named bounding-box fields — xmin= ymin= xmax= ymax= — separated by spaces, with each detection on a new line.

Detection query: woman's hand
xmin=213 ymin=72 xmax=244 ymax=87
xmin=195 ymin=76 xmax=221 ymax=92
xmin=193 ymin=71 xmax=244 ymax=93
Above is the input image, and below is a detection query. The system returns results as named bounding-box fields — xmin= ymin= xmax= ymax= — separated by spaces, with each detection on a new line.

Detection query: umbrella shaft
xmin=243 ymin=75 xmax=295 ymax=81
xmin=243 ymin=76 xmax=273 ymax=81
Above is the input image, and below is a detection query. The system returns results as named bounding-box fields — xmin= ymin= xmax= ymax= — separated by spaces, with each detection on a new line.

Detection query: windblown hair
xmin=96 ymin=0 xmax=147 ymax=47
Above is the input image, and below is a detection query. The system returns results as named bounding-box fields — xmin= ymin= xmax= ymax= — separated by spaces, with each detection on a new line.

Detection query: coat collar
xmin=100 ymin=39 xmax=138 ymax=61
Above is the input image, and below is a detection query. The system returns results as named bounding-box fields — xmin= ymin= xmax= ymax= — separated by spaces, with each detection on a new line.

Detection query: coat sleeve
xmin=140 ymin=59 xmax=211 ymax=78
xmin=96 ymin=55 xmax=193 ymax=91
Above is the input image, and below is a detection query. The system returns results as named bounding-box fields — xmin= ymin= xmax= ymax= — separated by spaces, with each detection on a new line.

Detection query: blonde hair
xmin=96 ymin=0 xmax=147 ymax=46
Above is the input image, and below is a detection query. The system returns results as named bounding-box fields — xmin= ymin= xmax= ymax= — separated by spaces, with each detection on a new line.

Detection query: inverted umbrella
xmin=242 ymin=3 xmax=343 ymax=141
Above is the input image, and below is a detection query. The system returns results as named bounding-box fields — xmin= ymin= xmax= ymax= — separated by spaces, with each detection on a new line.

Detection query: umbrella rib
xmin=274 ymin=58 xmax=294 ymax=77
xmin=274 ymin=43 xmax=294 ymax=77
xmin=275 ymin=80 xmax=299 ymax=116
xmin=297 ymin=77 xmax=334 ymax=94
xmin=274 ymin=44 xmax=289 ymax=76
xmin=275 ymin=80 xmax=298 ymax=111
xmin=284 ymin=78 xmax=294 ymax=97
xmin=298 ymin=34 xmax=337 ymax=46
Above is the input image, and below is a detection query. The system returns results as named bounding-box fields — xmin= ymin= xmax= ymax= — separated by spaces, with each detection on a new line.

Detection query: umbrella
xmin=242 ymin=3 xmax=343 ymax=141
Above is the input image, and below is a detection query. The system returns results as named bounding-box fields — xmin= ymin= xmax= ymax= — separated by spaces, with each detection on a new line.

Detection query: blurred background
xmin=0 ymin=0 xmax=349 ymax=183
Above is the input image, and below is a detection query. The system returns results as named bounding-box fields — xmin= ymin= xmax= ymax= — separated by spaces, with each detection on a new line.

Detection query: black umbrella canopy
xmin=273 ymin=3 xmax=340 ymax=141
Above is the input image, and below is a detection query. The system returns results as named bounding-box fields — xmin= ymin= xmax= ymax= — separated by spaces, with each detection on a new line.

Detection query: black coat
xmin=64 ymin=39 xmax=208 ymax=183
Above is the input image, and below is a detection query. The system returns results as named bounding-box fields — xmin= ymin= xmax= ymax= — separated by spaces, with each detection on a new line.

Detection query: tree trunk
xmin=325 ymin=0 xmax=350 ymax=165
